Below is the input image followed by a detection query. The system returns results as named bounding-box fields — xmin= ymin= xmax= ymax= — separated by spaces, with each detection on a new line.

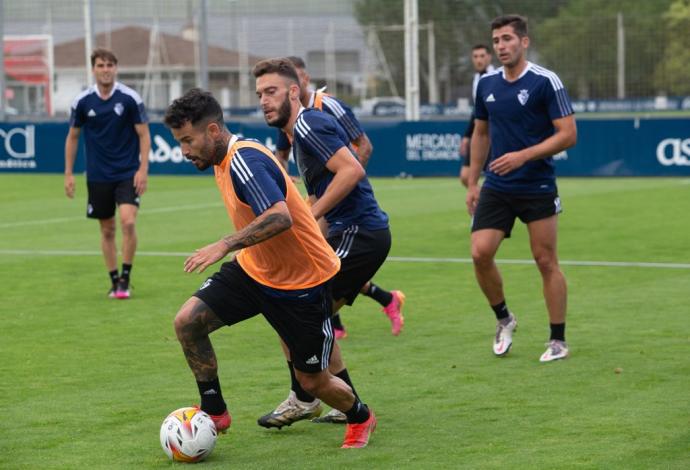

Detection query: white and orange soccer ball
xmin=159 ymin=407 xmax=217 ymax=462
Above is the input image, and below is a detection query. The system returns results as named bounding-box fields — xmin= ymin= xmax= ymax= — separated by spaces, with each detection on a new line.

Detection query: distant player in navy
xmin=64 ymin=48 xmax=151 ymax=299
xmin=459 ymin=44 xmax=494 ymax=188
xmin=466 ymin=15 xmax=577 ymax=362
xmin=275 ymin=56 xmax=404 ymax=340
xmin=253 ymin=58 xmax=392 ymax=432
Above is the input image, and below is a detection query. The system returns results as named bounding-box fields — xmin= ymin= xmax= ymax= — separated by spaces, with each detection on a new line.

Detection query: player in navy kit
xmin=64 ymin=48 xmax=151 ymax=299
xmin=466 ymin=15 xmax=577 ymax=362
xmin=459 ymin=44 xmax=494 ymax=188
xmin=253 ymin=58 xmax=389 ymax=433
xmin=275 ymin=56 xmax=404 ymax=341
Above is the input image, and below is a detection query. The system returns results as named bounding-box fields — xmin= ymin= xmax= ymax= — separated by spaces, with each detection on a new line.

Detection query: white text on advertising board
xmin=656 ymin=138 xmax=690 ymax=166
xmin=149 ymin=134 xmax=277 ymax=164
xmin=406 ymin=133 xmax=461 ymax=161
xmin=0 ymin=125 xmax=37 ymax=168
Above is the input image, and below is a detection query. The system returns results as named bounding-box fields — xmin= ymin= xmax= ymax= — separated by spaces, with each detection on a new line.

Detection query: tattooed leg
xmin=174 ymin=297 xmax=225 ymax=381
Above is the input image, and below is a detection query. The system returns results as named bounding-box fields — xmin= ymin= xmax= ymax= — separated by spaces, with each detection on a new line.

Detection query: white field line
xmin=0 ymin=202 xmax=224 ymax=229
xmin=0 ymin=249 xmax=689 ymax=269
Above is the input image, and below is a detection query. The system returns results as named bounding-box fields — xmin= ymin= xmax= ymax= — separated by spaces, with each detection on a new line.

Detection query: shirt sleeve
xmin=276 ymin=130 xmax=291 ymax=151
xmin=294 ymin=112 xmax=347 ymax=165
xmin=464 ymin=113 xmax=476 ymax=138
xmin=135 ymin=101 xmax=149 ymax=123
xmin=543 ymin=74 xmax=574 ymax=120
xmin=128 ymin=94 xmax=148 ymax=124
xmin=474 ymin=79 xmax=488 ymax=121
xmin=321 ymin=95 xmax=363 ymax=142
xmin=230 ymin=146 xmax=287 ymax=217
xmin=69 ymin=98 xmax=84 ymax=128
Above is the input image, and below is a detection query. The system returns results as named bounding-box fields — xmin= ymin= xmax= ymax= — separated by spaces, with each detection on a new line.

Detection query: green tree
xmin=353 ymin=0 xmax=567 ymax=103
xmin=537 ymin=0 xmax=673 ymax=99
xmin=653 ymin=0 xmax=690 ymax=96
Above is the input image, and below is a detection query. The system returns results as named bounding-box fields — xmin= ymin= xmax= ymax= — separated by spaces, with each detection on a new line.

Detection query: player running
xmin=253 ymin=57 xmax=395 ymax=428
xmin=164 ymin=88 xmax=376 ymax=448
xmin=275 ymin=56 xmax=404 ymax=340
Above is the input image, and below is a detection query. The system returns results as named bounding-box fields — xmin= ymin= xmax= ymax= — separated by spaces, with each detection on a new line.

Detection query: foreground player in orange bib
xmin=164 ymin=88 xmax=375 ymax=448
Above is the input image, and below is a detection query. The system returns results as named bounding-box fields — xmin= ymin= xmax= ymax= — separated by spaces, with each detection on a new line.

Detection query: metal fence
xmin=2 ymin=0 xmax=689 ymax=119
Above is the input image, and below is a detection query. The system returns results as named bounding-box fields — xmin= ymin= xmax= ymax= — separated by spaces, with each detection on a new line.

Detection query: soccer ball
xmin=160 ymin=407 xmax=217 ymax=462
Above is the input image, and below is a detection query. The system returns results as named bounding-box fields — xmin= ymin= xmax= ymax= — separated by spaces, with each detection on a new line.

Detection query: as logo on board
xmin=656 ymin=138 xmax=690 ymax=166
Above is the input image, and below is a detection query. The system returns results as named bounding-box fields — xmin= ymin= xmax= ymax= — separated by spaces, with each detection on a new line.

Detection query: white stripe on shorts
xmin=321 ymin=315 xmax=333 ymax=368
xmin=334 ymin=225 xmax=359 ymax=258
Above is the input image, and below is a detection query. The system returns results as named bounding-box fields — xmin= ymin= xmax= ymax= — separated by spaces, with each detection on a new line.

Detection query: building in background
xmin=52 ymin=26 xmax=263 ymax=116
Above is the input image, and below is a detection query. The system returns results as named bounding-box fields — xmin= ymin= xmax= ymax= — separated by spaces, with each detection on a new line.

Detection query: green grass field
xmin=1 ymin=174 xmax=689 ymax=469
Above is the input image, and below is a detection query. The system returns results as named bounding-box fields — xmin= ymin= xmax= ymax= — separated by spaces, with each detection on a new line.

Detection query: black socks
xmin=331 ymin=313 xmax=344 ymax=330
xmin=550 ymin=323 xmax=566 ymax=342
xmin=344 ymin=399 xmax=370 ymax=424
xmin=196 ymin=377 xmax=226 ymax=415
xmin=121 ymin=263 xmax=132 ymax=282
xmin=491 ymin=300 xmax=510 ymax=321
xmin=363 ymin=283 xmax=393 ymax=307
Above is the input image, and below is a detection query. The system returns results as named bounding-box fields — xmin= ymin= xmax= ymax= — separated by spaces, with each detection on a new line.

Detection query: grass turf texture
xmin=1 ymin=174 xmax=689 ymax=469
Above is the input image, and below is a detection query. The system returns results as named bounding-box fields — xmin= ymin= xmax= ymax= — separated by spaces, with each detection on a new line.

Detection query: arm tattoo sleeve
xmin=222 ymin=212 xmax=292 ymax=251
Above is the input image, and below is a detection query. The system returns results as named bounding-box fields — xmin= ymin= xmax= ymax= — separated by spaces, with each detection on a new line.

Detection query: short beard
xmin=194 ymin=135 xmax=226 ymax=171
xmin=266 ymin=96 xmax=292 ymax=129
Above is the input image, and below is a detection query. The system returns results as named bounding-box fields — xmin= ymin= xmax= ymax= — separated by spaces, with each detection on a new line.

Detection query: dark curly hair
xmin=164 ymin=88 xmax=224 ymax=129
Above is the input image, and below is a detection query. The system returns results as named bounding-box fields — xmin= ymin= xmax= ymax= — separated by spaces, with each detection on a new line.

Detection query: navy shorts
xmin=327 ymin=226 xmax=391 ymax=306
xmin=471 ymin=187 xmax=562 ymax=238
xmin=86 ymin=178 xmax=139 ymax=219
xmin=193 ymin=261 xmax=334 ymax=373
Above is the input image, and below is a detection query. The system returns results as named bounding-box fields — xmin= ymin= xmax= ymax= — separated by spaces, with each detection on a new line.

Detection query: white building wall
xmin=54 ymin=71 xmax=88 ymax=116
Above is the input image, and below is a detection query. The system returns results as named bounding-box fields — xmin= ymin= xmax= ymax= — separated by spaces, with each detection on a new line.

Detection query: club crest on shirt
xmin=114 ymin=102 xmax=124 ymax=116
xmin=517 ymin=89 xmax=529 ymax=105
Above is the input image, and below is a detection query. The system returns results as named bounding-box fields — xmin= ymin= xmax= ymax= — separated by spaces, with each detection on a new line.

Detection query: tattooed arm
xmin=184 ymin=201 xmax=292 ymax=273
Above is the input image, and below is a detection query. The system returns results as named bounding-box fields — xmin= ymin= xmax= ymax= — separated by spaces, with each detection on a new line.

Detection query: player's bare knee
xmin=100 ymin=223 xmax=116 ymax=240
xmin=120 ymin=219 xmax=136 ymax=236
xmin=174 ymin=301 xmax=205 ymax=341
xmin=533 ymin=252 xmax=558 ymax=275
xmin=471 ymin=244 xmax=494 ymax=267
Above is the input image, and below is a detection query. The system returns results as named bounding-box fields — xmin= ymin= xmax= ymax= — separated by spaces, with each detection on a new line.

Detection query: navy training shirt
xmin=276 ymin=92 xmax=363 ymax=151
xmin=292 ymin=108 xmax=388 ymax=235
xmin=229 ymin=140 xmax=287 ymax=216
xmin=474 ymin=62 xmax=574 ymax=194
xmin=70 ymin=82 xmax=148 ymax=182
